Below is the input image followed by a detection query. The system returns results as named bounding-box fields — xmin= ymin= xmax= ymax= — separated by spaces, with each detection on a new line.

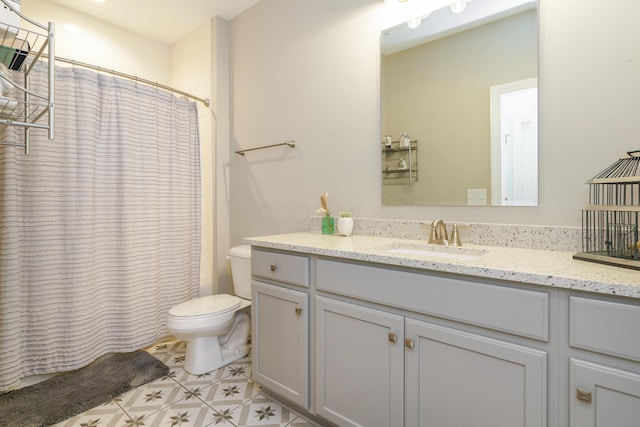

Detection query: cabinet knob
xmin=405 ymin=338 xmax=414 ymax=349
xmin=576 ymin=388 xmax=592 ymax=403
xmin=388 ymin=333 xmax=397 ymax=343
xmin=270 ymin=264 xmax=278 ymax=272
xmin=295 ymin=307 xmax=302 ymax=315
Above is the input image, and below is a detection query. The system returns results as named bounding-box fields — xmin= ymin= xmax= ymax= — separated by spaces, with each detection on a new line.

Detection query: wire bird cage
xmin=574 ymin=150 xmax=640 ymax=270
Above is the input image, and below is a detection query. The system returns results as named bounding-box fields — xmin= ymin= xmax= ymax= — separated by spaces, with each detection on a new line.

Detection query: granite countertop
xmin=245 ymin=232 xmax=640 ymax=299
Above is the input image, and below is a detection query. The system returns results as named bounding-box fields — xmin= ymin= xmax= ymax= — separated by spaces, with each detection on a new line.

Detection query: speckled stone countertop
xmin=245 ymin=232 xmax=640 ymax=299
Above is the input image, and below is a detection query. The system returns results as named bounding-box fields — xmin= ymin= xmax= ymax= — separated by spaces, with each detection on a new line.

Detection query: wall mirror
xmin=381 ymin=0 xmax=538 ymax=206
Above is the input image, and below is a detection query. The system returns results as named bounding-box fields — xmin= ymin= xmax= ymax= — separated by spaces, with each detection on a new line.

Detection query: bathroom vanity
xmin=247 ymin=232 xmax=640 ymax=427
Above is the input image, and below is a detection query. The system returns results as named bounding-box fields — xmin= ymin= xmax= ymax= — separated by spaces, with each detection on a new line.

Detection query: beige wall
xmin=23 ymin=0 xmax=170 ymax=83
xmin=168 ymin=19 xmax=232 ymax=296
xmin=382 ymin=10 xmax=537 ymax=205
xmin=170 ymin=22 xmax=219 ymax=295
xmin=229 ymin=0 xmax=381 ymax=244
xmin=228 ymin=0 xmax=640 ymax=244
xmin=210 ymin=18 xmax=234 ymax=295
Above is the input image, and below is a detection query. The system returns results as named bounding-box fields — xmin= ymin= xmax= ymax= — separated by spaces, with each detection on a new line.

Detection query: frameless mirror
xmin=381 ymin=0 xmax=538 ymax=206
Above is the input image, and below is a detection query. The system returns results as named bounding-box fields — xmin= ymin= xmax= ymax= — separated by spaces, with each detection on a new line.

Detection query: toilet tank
xmin=228 ymin=244 xmax=252 ymax=300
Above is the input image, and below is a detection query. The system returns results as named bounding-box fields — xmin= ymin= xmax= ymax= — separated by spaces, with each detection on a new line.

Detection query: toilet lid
xmin=169 ymin=294 xmax=241 ymax=317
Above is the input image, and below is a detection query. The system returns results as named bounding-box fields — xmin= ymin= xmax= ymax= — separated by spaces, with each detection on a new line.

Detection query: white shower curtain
xmin=0 ymin=64 xmax=201 ymax=391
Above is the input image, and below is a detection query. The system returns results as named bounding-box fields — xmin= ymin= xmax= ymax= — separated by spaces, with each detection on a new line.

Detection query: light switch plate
xmin=467 ymin=189 xmax=487 ymax=206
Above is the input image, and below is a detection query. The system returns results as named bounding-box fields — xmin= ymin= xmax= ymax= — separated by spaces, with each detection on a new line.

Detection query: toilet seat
xmin=169 ymin=294 xmax=241 ymax=319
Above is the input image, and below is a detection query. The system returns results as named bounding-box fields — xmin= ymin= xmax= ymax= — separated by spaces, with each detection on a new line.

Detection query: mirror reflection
xmin=381 ymin=0 xmax=538 ymax=206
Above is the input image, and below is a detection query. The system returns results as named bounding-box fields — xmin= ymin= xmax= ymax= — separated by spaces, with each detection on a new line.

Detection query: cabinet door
xmin=252 ymin=281 xmax=309 ymax=408
xmin=405 ymin=319 xmax=547 ymax=427
xmin=570 ymin=358 xmax=640 ymax=427
xmin=315 ymin=296 xmax=404 ymax=427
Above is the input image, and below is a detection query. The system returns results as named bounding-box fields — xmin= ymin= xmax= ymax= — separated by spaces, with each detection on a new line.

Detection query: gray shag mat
xmin=0 ymin=350 xmax=170 ymax=427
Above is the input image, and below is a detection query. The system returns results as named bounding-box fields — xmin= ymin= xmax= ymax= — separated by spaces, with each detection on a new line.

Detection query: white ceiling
xmin=49 ymin=0 xmax=262 ymax=45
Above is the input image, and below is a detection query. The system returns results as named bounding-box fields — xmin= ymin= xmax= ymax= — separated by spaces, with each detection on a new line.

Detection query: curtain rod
xmin=47 ymin=55 xmax=210 ymax=107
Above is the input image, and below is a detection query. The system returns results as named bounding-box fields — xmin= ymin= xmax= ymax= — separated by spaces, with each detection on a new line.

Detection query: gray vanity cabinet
xmin=315 ymin=258 xmax=549 ymax=427
xmin=315 ymin=296 xmax=404 ymax=427
xmin=251 ymin=249 xmax=310 ymax=409
xmin=249 ymin=242 xmax=640 ymax=427
xmin=314 ymin=299 xmax=547 ymax=427
xmin=405 ymin=319 xmax=547 ymax=427
xmin=568 ymin=296 xmax=640 ymax=426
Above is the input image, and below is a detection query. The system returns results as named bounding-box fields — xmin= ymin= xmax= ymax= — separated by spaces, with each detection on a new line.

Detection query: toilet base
xmin=183 ymin=312 xmax=250 ymax=375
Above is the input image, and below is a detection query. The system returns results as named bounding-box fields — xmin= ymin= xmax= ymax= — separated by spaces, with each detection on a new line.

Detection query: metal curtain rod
xmin=235 ymin=141 xmax=296 ymax=156
xmin=48 ymin=55 xmax=210 ymax=107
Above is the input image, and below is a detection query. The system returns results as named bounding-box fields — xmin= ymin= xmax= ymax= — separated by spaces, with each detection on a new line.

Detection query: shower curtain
xmin=0 ymin=64 xmax=201 ymax=391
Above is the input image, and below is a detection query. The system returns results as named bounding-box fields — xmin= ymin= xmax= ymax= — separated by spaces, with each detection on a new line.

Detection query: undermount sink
xmin=379 ymin=242 xmax=488 ymax=261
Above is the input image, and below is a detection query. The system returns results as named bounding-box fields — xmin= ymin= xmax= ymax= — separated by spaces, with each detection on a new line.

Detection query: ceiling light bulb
xmin=407 ymin=17 xmax=422 ymax=29
xmin=63 ymin=24 xmax=81 ymax=33
xmin=450 ymin=0 xmax=468 ymax=13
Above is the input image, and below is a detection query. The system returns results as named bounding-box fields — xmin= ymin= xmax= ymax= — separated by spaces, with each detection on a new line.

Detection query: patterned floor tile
xmin=200 ymin=376 xmax=262 ymax=408
xmin=51 ymin=398 xmax=129 ymax=427
xmin=204 ymin=404 xmax=243 ymax=426
xmin=171 ymin=366 xmax=229 ymax=388
xmin=116 ymin=376 xmax=186 ymax=416
xmin=131 ymin=397 xmax=219 ymax=426
xmin=232 ymin=394 xmax=299 ymax=427
xmin=145 ymin=339 xmax=187 ymax=370
xmin=207 ymin=407 xmax=239 ymax=426
xmin=220 ymin=359 xmax=252 ymax=379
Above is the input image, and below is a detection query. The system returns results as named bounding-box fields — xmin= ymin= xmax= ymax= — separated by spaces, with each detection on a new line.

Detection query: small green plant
xmin=339 ymin=212 xmax=352 ymax=218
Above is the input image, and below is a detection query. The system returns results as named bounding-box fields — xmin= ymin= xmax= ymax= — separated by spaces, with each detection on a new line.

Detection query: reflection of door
xmin=490 ymin=79 xmax=538 ymax=206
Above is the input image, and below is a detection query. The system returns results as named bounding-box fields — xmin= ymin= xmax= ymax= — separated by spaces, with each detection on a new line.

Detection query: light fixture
xmin=63 ymin=24 xmax=81 ymax=32
xmin=450 ymin=0 xmax=469 ymax=13
xmin=406 ymin=17 xmax=421 ymax=29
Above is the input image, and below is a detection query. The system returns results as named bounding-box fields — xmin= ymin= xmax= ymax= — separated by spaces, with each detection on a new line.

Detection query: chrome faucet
xmin=428 ymin=219 xmax=449 ymax=245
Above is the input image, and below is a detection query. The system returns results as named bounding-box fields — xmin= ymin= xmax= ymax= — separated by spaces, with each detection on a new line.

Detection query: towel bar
xmin=235 ymin=141 xmax=296 ymax=156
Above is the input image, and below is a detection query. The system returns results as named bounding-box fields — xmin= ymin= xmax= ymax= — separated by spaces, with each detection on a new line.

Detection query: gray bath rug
xmin=0 ymin=350 xmax=170 ymax=427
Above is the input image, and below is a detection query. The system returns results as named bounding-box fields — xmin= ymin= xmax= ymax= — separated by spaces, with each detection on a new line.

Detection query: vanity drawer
xmin=316 ymin=259 xmax=549 ymax=341
xmin=570 ymin=296 xmax=640 ymax=362
xmin=252 ymin=249 xmax=309 ymax=288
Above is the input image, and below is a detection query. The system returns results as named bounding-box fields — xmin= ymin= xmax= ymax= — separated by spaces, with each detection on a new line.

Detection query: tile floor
xmin=53 ymin=338 xmax=314 ymax=427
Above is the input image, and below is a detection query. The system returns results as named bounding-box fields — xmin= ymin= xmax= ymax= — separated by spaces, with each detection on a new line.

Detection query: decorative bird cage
xmin=574 ymin=150 xmax=640 ymax=270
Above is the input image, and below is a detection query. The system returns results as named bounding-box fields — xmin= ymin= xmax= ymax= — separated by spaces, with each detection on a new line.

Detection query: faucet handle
xmin=449 ymin=224 xmax=461 ymax=246
xmin=449 ymin=224 xmax=470 ymax=246
xmin=428 ymin=226 xmax=439 ymax=244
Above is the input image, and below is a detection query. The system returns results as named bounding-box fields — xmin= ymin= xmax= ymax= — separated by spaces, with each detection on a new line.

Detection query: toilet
xmin=167 ymin=244 xmax=252 ymax=375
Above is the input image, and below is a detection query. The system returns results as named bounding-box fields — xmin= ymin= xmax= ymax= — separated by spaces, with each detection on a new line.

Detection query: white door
xmin=490 ymin=79 xmax=538 ymax=206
